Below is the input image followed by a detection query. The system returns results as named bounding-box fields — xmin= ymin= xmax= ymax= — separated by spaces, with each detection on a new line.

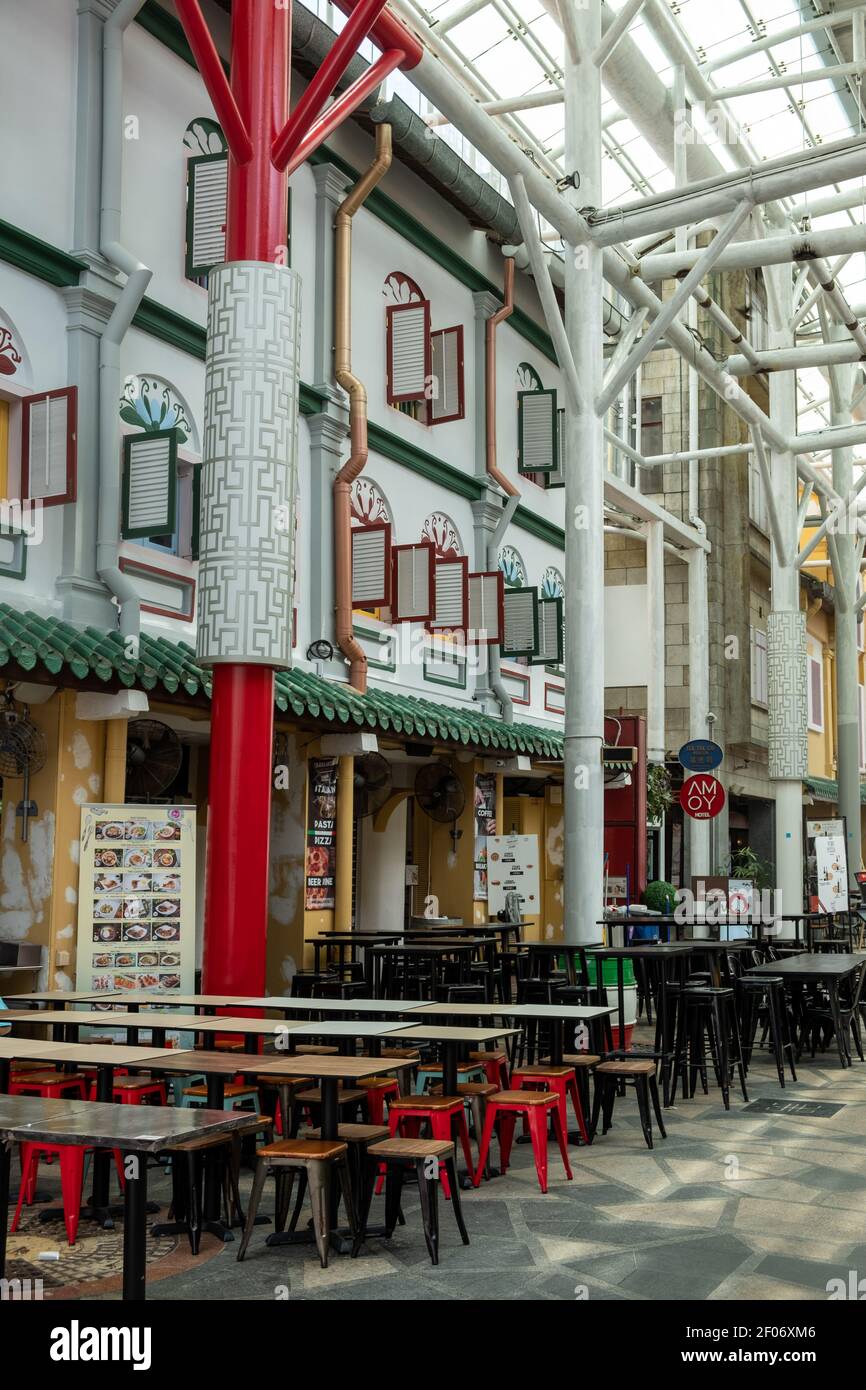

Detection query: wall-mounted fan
xmin=125 ymin=719 xmax=183 ymax=801
xmin=414 ymin=762 xmax=466 ymax=824
xmin=0 ymin=695 xmax=47 ymax=841
xmin=353 ymin=752 xmax=393 ymax=819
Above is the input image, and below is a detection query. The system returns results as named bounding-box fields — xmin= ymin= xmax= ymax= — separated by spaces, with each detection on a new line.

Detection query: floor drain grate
xmin=744 ymin=1098 xmax=844 ymax=1118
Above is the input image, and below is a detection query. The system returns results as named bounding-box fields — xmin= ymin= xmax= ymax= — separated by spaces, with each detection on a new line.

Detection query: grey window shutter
xmin=351 ymin=524 xmax=390 ymax=606
xmin=23 ymin=388 xmax=76 ymax=504
xmin=531 ymin=596 xmax=564 ymax=665
xmin=429 ymin=325 xmax=464 ymax=424
xmin=186 ymin=152 xmax=228 ymax=278
xmin=387 ymin=301 xmax=431 ymax=403
xmin=518 ymin=389 xmax=558 ymax=473
xmin=502 ymin=586 xmax=539 ymax=657
xmin=430 ymin=557 xmax=467 ymax=630
xmin=392 ymin=543 xmax=434 ymax=621
xmin=546 ymin=407 xmax=566 ymax=488
xmin=122 ymin=430 xmax=177 ymax=539
xmin=468 ymin=571 xmax=503 ymax=645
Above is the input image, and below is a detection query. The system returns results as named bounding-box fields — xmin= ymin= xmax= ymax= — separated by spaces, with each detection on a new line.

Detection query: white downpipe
xmin=99 ymin=0 xmax=152 ymax=641
xmin=645 ymin=519 xmax=665 ymax=764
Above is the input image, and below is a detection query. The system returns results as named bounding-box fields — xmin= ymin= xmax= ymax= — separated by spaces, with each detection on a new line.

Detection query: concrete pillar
xmin=645 ymin=519 xmax=665 ymax=764
xmin=562 ymin=5 xmax=605 ymax=944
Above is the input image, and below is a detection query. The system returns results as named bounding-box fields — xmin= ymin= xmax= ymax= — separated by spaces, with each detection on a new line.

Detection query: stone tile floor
xmin=26 ymin=1033 xmax=866 ymax=1302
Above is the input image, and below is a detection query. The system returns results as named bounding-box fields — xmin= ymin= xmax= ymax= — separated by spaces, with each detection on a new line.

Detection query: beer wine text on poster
xmin=305 ymin=757 xmax=338 ymax=910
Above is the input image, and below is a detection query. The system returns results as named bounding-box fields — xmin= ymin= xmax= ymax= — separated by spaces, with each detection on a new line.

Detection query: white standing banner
xmin=487 ymin=833 xmax=540 ymax=916
xmin=75 ymin=805 xmax=196 ymax=997
xmin=809 ymin=819 xmax=849 ymax=914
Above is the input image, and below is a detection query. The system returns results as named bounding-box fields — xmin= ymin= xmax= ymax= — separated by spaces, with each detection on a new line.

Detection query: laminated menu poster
xmin=487 ymin=833 xmax=540 ymax=916
xmin=473 ymin=772 xmax=497 ymax=899
xmin=75 ymin=805 xmax=195 ymax=998
xmin=305 ymin=757 xmax=338 ymax=910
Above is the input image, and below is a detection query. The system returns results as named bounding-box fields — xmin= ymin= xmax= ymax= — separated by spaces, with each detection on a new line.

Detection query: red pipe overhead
xmin=331 ymin=0 xmax=424 ymax=69
xmin=272 ymin=0 xmax=390 ymax=171
xmin=282 ymin=50 xmax=405 ymax=179
xmin=175 ymin=0 xmax=253 ymax=163
xmin=226 ymin=0 xmax=291 ymax=262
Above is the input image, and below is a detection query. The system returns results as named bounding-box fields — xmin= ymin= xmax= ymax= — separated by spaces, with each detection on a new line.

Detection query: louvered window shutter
xmin=351 ymin=523 xmax=391 ymax=607
xmin=468 ymin=571 xmax=504 ymax=645
xmin=429 ymin=325 xmax=464 ymax=424
xmin=191 ymin=462 xmax=202 ymax=560
xmin=392 ymin=542 xmax=434 ymax=622
xmin=386 ymin=301 xmax=431 ymax=403
xmin=21 ymin=387 xmax=77 ymax=506
xmin=546 ymin=407 xmax=566 ymax=489
xmin=518 ymin=388 xmax=558 ymax=473
xmin=186 ymin=152 xmax=228 ymax=279
xmin=502 ymin=586 xmax=539 ymax=658
xmin=121 ymin=430 xmax=178 ymax=539
xmin=531 ymin=596 xmax=564 ymax=665
xmin=429 ymin=556 xmax=468 ymax=632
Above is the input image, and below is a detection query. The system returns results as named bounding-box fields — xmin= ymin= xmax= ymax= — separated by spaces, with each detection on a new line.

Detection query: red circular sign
xmin=679 ymin=774 xmax=725 ymax=821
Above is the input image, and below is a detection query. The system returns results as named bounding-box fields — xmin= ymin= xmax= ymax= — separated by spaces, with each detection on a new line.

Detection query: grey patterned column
xmin=196 ymin=261 xmax=301 ymax=667
xmin=767 ymin=609 xmax=808 ymax=780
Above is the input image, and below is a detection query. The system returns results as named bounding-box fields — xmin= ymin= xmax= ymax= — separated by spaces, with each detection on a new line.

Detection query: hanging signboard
xmin=487 ymin=833 xmax=540 ymax=916
xmin=679 ymin=774 xmax=725 ymax=820
xmin=806 ymin=816 xmax=848 ymax=914
xmin=678 ymin=739 xmax=723 ymax=772
xmin=473 ymin=772 xmax=497 ymax=900
xmin=305 ymin=757 xmax=338 ymax=910
xmin=75 ymin=804 xmax=195 ymax=997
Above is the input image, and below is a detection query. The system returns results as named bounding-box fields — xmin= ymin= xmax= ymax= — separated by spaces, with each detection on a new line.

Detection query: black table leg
xmin=442 ymin=1041 xmax=458 ymax=1097
xmin=122 ymin=1151 xmax=147 ymax=1302
xmin=202 ymin=1075 xmax=232 ymax=1240
xmin=0 ymin=1059 xmax=8 ymax=1094
xmin=90 ymin=1064 xmax=116 ymax=1219
xmin=0 ymin=1138 xmax=10 ymax=1274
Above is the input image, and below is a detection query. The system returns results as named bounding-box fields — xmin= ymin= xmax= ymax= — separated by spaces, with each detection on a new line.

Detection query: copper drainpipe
xmin=334 ymin=124 xmax=392 ymax=693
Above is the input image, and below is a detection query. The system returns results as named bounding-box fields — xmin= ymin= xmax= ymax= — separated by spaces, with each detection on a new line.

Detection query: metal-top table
xmin=0 ymin=990 xmax=120 ymax=1009
xmin=744 ymin=952 xmax=866 ymax=1068
xmin=0 ymin=1094 xmax=255 ymax=1300
xmin=412 ymin=1000 xmax=614 ymax=1063
xmin=1 ymin=1009 xmax=306 ymax=1051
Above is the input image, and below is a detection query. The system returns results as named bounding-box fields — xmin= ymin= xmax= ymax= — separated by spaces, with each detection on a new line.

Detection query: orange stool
xmin=12 ymin=1142 xmax=125 ymax=1246
xmin=512 ymin=1063 xmax=589 ymax=1144
xmin=474 ymin=1089 xmax=572 ymax=1194
xmin=88 ymin=1075 xmax=168 ymax=1105
xmin=10 ymin=1070 xmax=87 ymax=1101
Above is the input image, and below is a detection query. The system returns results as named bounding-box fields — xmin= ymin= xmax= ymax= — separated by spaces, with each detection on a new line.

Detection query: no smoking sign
xmin=679 ymin=773 xmax=725 ymax=821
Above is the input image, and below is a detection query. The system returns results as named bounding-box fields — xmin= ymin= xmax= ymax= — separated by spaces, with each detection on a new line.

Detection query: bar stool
xmin=356 ymin=1138 xmax=469 ymax=1265
xmin=474 ymin=1089 xmax=572 ymax=1193
xmin=736 ymin=975 xmax=797 ymax=1085
xmin=237 ymin=1138 xmax=356 ymax=1269
xmin=591 ymin=1059 xmax=666 ymax=1150
xmin=468 ymin=1048 xmax=510 ymax=1089
xmin=559 ymin=1053 xmax=601 ymax=1120
xmin=671 ymin=986 xmax=749 ymax=1110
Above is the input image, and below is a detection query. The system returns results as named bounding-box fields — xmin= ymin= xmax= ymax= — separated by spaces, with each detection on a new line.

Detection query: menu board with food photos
xmin=75 ymin=805 xmax=195 ymax=997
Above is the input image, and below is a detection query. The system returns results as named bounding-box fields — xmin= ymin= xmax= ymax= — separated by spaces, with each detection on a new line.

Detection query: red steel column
xmin=202 ymin=0 xmax=291 ymax=996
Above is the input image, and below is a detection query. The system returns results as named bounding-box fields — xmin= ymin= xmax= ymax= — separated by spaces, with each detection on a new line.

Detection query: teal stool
xmin=415 ymin=1061 xmax=486 ymax=1094
xmin=180 ymin=1081 xmax=259 ymax=1111
xmin=168 ymin=1073 xmax=206 ymax=1106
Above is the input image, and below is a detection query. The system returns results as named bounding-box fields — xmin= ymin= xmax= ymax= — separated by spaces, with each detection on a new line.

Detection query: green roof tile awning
xmin=0 ymin=604 xmax=563 ymax=761
xmin=804 ymin=774 xmax=866 ymax=805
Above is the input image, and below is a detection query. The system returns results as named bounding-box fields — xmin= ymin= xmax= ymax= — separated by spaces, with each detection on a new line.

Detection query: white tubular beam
xmin=751 ymin=429 xmax=788 ymax=563
xmin=703 ymin=5 xmax=866 ymax=73
xmin=596 ymin=198 xmax=754 ymax=414
xmin=427 ymin=88 xmax=563 ymax=124
xmin=791 ymin=423 xmax=866 ymax=456
xmin=797 ymin=482 xmax=815 ymax=532
xmin=694 ymin=286 xmax=759 ymax=366
xmin=593 ymin=0 xmax=648 ymax=68
xmin=726 ymin=340 xmax=866 ymax=376
xmin=789 ymin=185 xmax=866 ymax=223
xmin=791 ymin=256 xmax=851 ymax=332
xmin=508 ymin=175 xmax=584 ymax=415
xmin=588 ymin=137 xmax=866 ymax=247
xmin=811 ymin=258 xmax=866 ymax=356
xmin=646 ymin=443 xmax=751 ymax=465
xmin=715 ymin=62 xmax=866 ymax=103
xmin=602 ymin=306 xmax=648 ymax=390
xmin=641 ymin=224 xmax=866 ymax=281
xmin=797 ymin=470 xmax=866 ymax=569
xmin=645 ymin=519 xmax=665 ymax=764
xmin=432 ymin=0 xmax=490 ymax=36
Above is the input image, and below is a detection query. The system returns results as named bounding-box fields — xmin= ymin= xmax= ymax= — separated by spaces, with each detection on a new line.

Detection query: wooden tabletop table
xmin=391 ymin=1022 xmax=520 ymax=1094
xmin=0 ymin=1094 xmax=254 ymax=1300
xmin=1 ymin=1009 xmax=301 ymax=1050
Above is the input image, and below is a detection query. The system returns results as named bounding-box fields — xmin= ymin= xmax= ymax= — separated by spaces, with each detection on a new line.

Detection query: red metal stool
xmin=10 ymin=1070 xmax=87 ymax=1100
xmin=469 ymin=1048 xmax=510 ymax=1089
xmin=386 ymin=1094 xmax=476 ymax=1194
xmin=512 ymin=1063 xmax=589 ymax=1144
xmin=357 ymin=1075 xmax=401 ymax=1124
xmin=474 ymin=1089 xmax=572 ymax=1194
xmin=87 ymin=1075 xmax=168 ymax=1105
xmin=12 ymin=1143 xmax=125 ymax=1246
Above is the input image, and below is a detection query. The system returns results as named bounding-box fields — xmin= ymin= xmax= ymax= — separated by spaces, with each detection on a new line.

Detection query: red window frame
xmin=386 ymin=300 xmax=432 ymax=405
xmin=351 ymin=520 xmax=392 ymax=609
xmin=21 ymin=386 xmax=77 ymax=506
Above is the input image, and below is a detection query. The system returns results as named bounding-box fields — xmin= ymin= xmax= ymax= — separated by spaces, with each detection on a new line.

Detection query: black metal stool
xmin=672 ymin=986 xmax=749 ymax=1110
xmin=736 ymin=975 xmax=797 ymax=1086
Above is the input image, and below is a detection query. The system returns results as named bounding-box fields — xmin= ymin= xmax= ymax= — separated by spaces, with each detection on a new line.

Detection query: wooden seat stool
xmin=162 ymin=1113 xmax=274 ymax=1254
xmin=181 ymin=1080 xmax=259 ymax=1112
xmin=468 ymin=1048 xmax=510 ymax=1089
xmin=256 ymin=1074 xmax=313 ymax=1136
xmin=415 ymin=1060 xmax=486 ymax=1095
xmin=357 ymin=1075 xmax=401 ymax=1124
xmin=10 ymin=1070 xmax=88 ymax=1101
xmin=591 ymin=1059 xmax=666 ymax=1150
xmin=237 ymin=1138 xmax=356 ymax=1269
xmin=474 ymin=1089 xmax=572 ymax=1193
xmin=512 ymin=1063 xmax=590 ymax=1144
xmin=386 ymin=1094 xmax=476 ymax=1192
xmin=356 ymin=1138 xmax=469 ymax=1266
xmin=291 ymin=1086 xmax=366 ymax=1135
xmin=559 ymin=1053 xmax=601 ymax=1120
xmin=305 ymin=1122 xmax=390 ymax=1196
xmin=88 ymin=1074 xmax=167 ymax=1106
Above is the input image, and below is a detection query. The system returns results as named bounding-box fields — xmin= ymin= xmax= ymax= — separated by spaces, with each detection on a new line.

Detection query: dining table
xmin=586 ymin=943 xmax=693 ymax=1104
xmin=744 ymin=952 xmax=866 ymax=1069
xmin=0 ymin=1093 xmax=254 ymax=1300
xmin=370 ymin=938 xmax=493 ymax=999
